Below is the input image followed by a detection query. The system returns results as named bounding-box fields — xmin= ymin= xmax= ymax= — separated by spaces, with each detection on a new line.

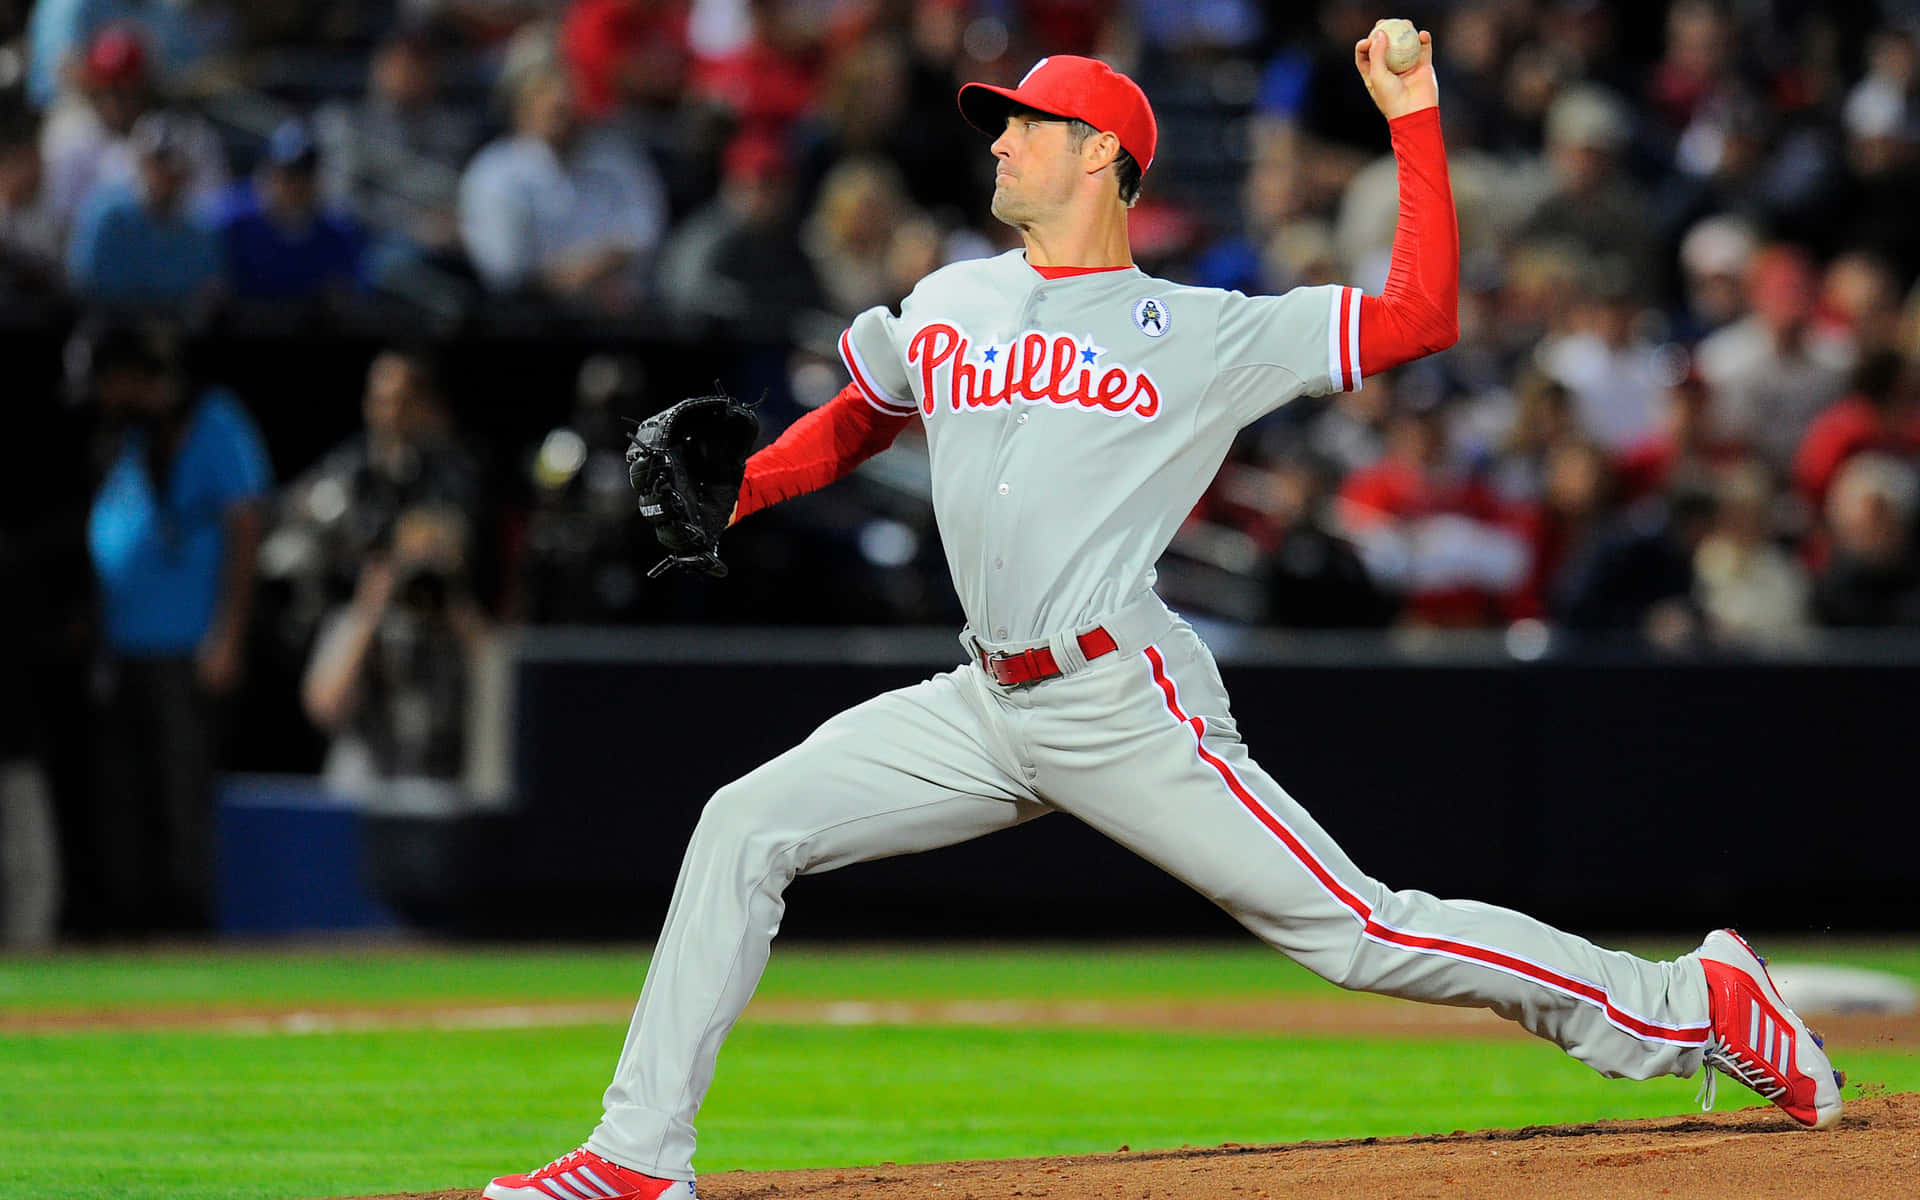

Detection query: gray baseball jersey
xmin=584 ymin=252 xmax=1715 ymax=1184
xmin=838 ymin=248 xmax=1364 ymax=642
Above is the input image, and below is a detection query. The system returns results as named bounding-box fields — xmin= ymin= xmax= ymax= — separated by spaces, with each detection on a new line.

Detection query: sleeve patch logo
xmin=1133 ymin=297 xmax=1170 ymax=337
xmin=907 ymin=323 xmax=1161 ymax=421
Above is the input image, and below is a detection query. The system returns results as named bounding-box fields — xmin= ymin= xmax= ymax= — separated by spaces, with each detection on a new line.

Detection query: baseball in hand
xmin=1375 ymin=18 xmax=1421 ymax=74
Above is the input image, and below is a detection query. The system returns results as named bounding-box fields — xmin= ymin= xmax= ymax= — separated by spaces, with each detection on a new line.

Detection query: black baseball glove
xmin=626 ymin=388 xmax=760 ymax=578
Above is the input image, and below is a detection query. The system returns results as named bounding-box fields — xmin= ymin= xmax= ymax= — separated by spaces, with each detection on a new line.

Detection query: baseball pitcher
xmin=487 ymin=24 xmax=1842 ymax=1200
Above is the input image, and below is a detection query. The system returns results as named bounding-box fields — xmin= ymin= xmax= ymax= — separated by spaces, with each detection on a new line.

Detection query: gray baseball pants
xmin=588 ymin=596 xmax=1712 ymax=1181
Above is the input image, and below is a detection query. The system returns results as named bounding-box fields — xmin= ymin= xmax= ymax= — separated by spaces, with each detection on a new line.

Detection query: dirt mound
xmin=339 ymin=1092 xmax=1919 ymax=1200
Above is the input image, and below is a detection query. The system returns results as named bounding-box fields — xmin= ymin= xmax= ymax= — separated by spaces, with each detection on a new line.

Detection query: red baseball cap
xmin=958 ymin=55 xmax=1157 ymax=173
xmin=84 ymin=25 xmax=150 ymax=88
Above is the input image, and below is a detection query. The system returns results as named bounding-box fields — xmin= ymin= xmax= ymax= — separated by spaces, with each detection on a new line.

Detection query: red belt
xmin=977 ymin=627 xmax=1119 ymax=687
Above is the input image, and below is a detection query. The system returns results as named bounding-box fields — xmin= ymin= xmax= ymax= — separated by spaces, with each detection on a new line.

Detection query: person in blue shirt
xmin=67 ymin=110 xmax=221 ymax=309
xmin=85 ymin=320 xmax=270 ymax=934
xmin=218 ymin=118 xmax=364 ymax=303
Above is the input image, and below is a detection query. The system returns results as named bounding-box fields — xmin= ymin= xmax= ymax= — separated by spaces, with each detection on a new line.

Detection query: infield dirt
xmin=342 ymin=1092 xmax=1919 ymax=1200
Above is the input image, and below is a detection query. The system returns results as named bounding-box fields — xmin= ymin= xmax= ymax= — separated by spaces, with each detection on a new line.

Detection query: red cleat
xmin=1697 ymin=929 xmax=1844 ymax=1129
xmin=484 ymin=1146 xmax=694 ymax=1200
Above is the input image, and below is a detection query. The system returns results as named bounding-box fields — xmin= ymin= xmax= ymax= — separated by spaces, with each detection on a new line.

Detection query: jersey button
xmin=1016 ymin=413 xmax=1029 ymax=425
xmin=995 ymin=627 xmax=1008 ymax=639
xmin=993 ymin=557 xmax=1004 ymax=569
xmin=997 ymin=482 xmax=1010 ymax=495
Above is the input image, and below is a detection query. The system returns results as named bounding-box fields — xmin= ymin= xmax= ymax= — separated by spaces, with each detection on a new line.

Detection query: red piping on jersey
xmin=733 ymin=382 xmax=912 ymax=522
xmin=1337 ymin=285 xmax=1358 ymax=391
xmin=1029 ymin=262 xmax=1133 ymax=278
xmin=1356 ymin=107 xmax=1460 ymax=378
xmin=1140 ymin=644 xmax=1711 ymax=1048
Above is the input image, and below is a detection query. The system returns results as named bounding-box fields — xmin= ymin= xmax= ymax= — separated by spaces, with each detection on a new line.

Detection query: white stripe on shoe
xmin=563 ymin=1171 xmax=606 ymax=1199
xmin=577 ymin=1166 xmax=621 ymax=1197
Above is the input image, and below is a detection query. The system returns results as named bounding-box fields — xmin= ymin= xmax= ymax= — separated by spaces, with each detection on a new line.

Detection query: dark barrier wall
xmin=369 ymin=628 xmax=1920 ymax=938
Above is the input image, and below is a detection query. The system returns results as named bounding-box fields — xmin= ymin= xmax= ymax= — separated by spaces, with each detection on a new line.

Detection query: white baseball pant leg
xmin=588 ymin=665 xmax=1046 ymax=1180
xmin=1013 ymin=624 xmax=1713 ymax=1080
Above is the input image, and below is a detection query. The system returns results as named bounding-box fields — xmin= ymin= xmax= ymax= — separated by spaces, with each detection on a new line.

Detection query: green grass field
xmin=1 ymin=941 xmax=1915 ymax=1200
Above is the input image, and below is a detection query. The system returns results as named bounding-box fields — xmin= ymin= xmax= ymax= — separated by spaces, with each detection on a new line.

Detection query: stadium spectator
xmin=1256 ymin=451 xmax=1397 ymax=629
xmin=84 ymin=321 xmax=270 ymax=934
xmin=1511 ymin=437 xmax=1614 ymax=621
xmin=1256 ymin=0 xmax=1395 ymax=158
xmin=216 ymin=119 xmax=365 ymax=304
xmin=1793 ymin=350 xmax=1920 ymax=509
xmin=39 ymin=25 xmax=226 ymax=219
xmin=1811 ymin=453 xmax=1920 ymax=626
xmin=1554 ymin=475 xmax=1718 ymax=647
xmin=1695 ymin=244 xmax=1853 ymax=471
xmin=1693 ymin=460 xmax=1810 ymax=648
xmin=66 ymin=111 xmax=222 ymax=310
xmin=1816 ymin=249 xmax=1903 ymax=352
xmin=0 ymin=109 xmax=66 ymax=309
xmin=1537 ymin=264 xmax=1675 ymax=453
xmin=1196 ymin=134 xmax=1312 ymax=294
xmin=1514 ymin=86 xmax=1657 ymax=296
xmin=1646 ymin=0 xmax=1735 ymax=136
xmin=1336 ymin=401 xmax=1531 ymax=627
xmin=685 ymin=0 xmax=827 ymax=144
xmin=1613 ymin=368 xmax=1747 ymax=504
xmin=314 ymin=31 xmax=482 ymax=259
xmin=656 ymin=133 xmax=825 ymax=340
xmin=1657 ymin=92 xmax=1775 ymax=284
xmin=1300 ymin=369 xmax=1393 ymax=476
xmin=802 ymin=156 xmax=923 ymax=316
xmin=889 ymin=0 xmax=995 ymax=219
xmin=1483 ymin=372 xmax=1577 ymax=507
xmin=458 ymin=64 xmax=668 ymax=312
xmin=560 ymin=0 xmax=691 ymax=121
xmin=26 ymin=0 xmax=235 ymax=111
xmin=1670 ymin=214 xmax=1756 ymax=342
xmin=1833 ymin=54 xmax=1920 ymax=282
xmin=301 ymin=504 xmax=501 ymax=814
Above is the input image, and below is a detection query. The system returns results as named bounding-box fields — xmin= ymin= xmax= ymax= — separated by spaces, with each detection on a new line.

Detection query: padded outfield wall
xmin=362 ymin=627 xmax=1920 ymax=938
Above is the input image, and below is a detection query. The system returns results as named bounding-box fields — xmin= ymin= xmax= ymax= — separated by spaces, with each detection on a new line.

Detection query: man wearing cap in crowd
xmin=40 ymin=23 xmax=228 ymax=221
xmin=216 ymin=118 xmax=366 ymax=304
xmin=1516 ymin=83 xmax=1656 ymax=298
xmin=67 ymin=110 xmax=222 ymax=309
xmin=26 ymin=0 xmax=234 ymax=111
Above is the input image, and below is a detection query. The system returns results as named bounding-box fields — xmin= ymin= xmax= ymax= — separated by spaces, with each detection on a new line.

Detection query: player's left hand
xmin=1354 ymin=23 xmax=1438 ymax=121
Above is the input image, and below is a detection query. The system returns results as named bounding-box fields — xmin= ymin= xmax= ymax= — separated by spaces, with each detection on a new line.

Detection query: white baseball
xmin=1376 ymin=18 xmax=1421 ymax=74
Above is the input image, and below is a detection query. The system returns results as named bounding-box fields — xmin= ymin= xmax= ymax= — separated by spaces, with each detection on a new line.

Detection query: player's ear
xmin=1084 ymin=130 xmax=1122 ymax=176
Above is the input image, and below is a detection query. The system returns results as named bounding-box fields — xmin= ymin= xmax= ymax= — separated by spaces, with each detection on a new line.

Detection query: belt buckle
xmin=977 ymin=642 xmax=1037 ymax=688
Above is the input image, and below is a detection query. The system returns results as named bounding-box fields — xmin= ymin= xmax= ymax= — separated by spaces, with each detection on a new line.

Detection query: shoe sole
xmin=485 ymin=1179 xmax=695 ymax=1200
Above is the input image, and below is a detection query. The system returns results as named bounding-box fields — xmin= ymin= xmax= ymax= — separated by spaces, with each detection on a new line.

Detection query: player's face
xmin=989 ymin=113 xmax=1078 ymax=228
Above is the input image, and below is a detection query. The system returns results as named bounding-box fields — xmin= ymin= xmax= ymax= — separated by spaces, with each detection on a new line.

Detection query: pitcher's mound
xmin=350 ymin=1091 xmax=1917 ymax=1200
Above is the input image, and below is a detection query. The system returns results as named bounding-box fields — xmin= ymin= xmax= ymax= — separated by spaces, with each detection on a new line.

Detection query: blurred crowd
xmin=10 ymin=0 xmax=1920 ymax=942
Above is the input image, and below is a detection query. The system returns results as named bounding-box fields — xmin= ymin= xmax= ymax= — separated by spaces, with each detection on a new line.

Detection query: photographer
xmin=300 ymin=504 xmax=497 ymax=814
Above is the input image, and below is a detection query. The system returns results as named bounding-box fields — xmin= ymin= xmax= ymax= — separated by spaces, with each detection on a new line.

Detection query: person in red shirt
xmin=1337 ymin=402 xmax=1531 ymax=626
xmin=1613 ymin=368 xmax=1747 ymax=503
xmin=1793 ymin=349 xmax=1920 ymax=508
xmin=560 ymin=0 xmax=691 ymax=121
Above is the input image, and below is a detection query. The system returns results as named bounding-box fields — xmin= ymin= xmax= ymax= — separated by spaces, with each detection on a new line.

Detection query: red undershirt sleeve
xmin=732 ymin=383 xmax=915 ymax=522
xmin=1357 ymin=107 xmax=1460 ymax=377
